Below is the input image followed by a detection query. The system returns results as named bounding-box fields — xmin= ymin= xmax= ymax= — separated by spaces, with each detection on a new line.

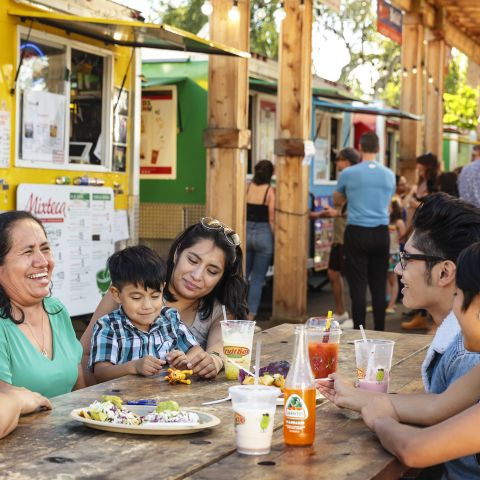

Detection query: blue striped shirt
xmin=89 ymin=306 xmax=199 ymax=370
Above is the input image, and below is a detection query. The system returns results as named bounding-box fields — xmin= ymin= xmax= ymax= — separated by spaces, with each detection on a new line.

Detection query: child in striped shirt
xmin=89 ymin=245 xmax=203 ymax=382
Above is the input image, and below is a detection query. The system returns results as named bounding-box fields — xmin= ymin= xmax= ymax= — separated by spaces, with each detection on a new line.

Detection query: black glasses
xmin=399 ymin=251 xmax=446 ymax=270
xmin=201 ymin=217 xmax=241 ymax=247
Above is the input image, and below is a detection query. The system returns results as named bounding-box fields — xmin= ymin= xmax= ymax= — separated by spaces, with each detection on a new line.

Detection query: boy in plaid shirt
xmin=89 ymin=246 xmax=202 ymax=382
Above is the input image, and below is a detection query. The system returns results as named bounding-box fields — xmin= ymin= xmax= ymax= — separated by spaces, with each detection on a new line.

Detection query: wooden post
xmin=399 ymin=9 xmax=424 ymax=183
xmin=205 ymin=0 xmax=250 ymax=242
xmin=272 ymin=0 xmax=312 ymax=322
xmin=466 ymin=60 xmax=480 ymax=141
xmin=425 ymin=34 xmax=445 ymax=162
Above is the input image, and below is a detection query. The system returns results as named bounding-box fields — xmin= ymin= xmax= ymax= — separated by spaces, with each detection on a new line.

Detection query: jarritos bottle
xmin=283 ymin=325 xmax=316 ymax=446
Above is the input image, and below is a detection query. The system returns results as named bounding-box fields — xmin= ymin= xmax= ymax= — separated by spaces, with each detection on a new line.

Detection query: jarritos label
xmin=284 ymin=394 xmax=309 ymax=420
xmin=223 ymin=345 xmax=250 ymax=358
xmin=234 ymin=411 xmax=245 ymax=427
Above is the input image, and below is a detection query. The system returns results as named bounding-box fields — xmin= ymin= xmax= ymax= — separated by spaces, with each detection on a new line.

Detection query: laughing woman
xmin=0 ymin=211 xmax=85 ymax=397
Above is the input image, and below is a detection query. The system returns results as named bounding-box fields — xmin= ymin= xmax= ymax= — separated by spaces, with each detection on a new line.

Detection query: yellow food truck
xmin=0 ymin=0 xmax=245 ymax=315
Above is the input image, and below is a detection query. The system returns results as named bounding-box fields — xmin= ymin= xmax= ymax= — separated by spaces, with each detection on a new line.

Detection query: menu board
xmin=17 ymin=184 xmax=115 ymax=316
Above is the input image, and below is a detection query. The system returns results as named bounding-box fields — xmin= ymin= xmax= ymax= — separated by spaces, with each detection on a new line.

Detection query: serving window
xmin=15 ymin=28 xmax=115 ymax=171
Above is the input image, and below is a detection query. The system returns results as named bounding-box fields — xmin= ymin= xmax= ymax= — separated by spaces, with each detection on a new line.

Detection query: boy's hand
xmin=134 ymin=355 xmax=165 ymax=376
xmin=166 ymin=350 xmax=189 ymax=369
xmin=187 ymin=349 xmax=218 ymax=378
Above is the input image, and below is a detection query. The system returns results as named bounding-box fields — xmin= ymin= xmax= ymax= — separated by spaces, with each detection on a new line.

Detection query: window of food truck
xmin=16 ymin=28 xmax=113 ymax=171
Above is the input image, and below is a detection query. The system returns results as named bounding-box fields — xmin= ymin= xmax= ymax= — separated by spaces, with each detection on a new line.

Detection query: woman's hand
xmin=186 ymin=347 xmax=218 ymax=379
xmin=361 ymin=395 xmax=399 ymax=431
xmin=11 ymin=387 xmax=52 ymax=415
xmin=166 ymin=350 xmax=189 ymax=369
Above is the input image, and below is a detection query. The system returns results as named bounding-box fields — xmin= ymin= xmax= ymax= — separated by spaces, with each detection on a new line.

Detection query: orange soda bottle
xmin=283 ymin=325 xmax=316 ymax=446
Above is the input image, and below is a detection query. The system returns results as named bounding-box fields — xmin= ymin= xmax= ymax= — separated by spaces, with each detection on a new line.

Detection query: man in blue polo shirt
xmin=334 ymin=131 xmax=395 ymax=330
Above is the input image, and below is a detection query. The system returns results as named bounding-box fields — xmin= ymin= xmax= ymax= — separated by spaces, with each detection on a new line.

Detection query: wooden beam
xmin=203 ymin=128 xmax=251 ymax=149
xmin=205 ymin=0 xmax=250 ymax=243
xmin=425 ymin=37 xmax=446 ymax=161
xmin=272 ymin=0 xmax=312 ymax=322
xmin=399 ymin=9 xmax=424 ymax=181
xmin=444 ymin=21 xmax=480 ymax=66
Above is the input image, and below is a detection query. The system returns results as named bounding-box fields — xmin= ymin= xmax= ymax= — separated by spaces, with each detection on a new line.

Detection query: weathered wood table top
xmin=0 ymin=325 xmax=431 ymax=480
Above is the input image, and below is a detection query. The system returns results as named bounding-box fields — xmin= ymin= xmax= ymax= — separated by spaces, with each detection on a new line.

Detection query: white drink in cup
xmin=229 ymin=385 xmax=280 ymax=455
xmin=354 ymin=339 xmax=395 ymax=393
xmin=221 ymin=320 xmax=256 ymax=380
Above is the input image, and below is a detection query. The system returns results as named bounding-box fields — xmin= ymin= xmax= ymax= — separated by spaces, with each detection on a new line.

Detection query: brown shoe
xmin=401 ymin=313 xmax=428 ymax=330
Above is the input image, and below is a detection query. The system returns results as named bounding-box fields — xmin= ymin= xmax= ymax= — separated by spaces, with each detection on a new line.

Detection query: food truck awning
xmin=313 ymin=98 xmax=422 ymax=120
xmin=8 ymin=9 xmax=250 ymax=58
xmin=249 ymin=77 xmax=361 ymax=102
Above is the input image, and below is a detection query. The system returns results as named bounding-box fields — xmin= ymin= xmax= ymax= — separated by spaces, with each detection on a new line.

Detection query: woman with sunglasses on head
xmin=81 ymin=217 xmax=248 ymax=380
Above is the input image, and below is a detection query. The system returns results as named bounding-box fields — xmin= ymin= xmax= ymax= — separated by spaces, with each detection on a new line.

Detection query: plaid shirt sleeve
xmin=89 ymin=314 xmax=120 ymax=370
xmin=162 ymin=307 xmax=199 ymax=353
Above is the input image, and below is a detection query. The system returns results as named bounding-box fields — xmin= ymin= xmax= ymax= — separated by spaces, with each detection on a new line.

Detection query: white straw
xmin=226 ymin=357 xmax=255 ymax=377
xmin=366 ymin=344 xmax=377 ymax=381
xmin=254 ymin=339 xmax=262 ymax=386
xmin=359 ymin=325 xmax=368 ymax=344
xmin=222 ymin=305 xmax=228 ymax=321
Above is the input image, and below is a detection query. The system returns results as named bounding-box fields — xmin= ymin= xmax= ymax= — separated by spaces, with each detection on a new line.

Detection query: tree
xmin=443 ymin=52 xmax=479 ymax=129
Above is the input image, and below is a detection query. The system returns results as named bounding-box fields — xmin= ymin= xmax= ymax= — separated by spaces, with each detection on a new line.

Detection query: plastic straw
xmin=254 ymin=339 xmax=261 ymax=386
xmin=359 ymin=325 xmax=368 ymax=344
xmin=222 ymin=305 xmax=228 ymax=321
xmin=226 ymin=357 xmax=254 ymax=377
xmin=325 ymin=310 xmax=333 ymax=330
xmin=366 ymin=344 xmax=376 ymax=381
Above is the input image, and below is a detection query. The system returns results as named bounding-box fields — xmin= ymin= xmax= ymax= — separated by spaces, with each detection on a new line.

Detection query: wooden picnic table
xmin=0 ymin=325 xmax=431 ymax=480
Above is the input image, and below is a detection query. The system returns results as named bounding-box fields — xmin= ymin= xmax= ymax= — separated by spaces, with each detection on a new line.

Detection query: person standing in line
xmin=386 ymin=199 xmax=406 ymax=314
xmin=310 ymin=147 xmax=361 ymax=328
xmin=245 ymin=160 xmax=275 ymax=321
xmin=334 ymin=131 xmax=395 ymax=331
xmin=458 ymin=144 xmax=480 ymax=207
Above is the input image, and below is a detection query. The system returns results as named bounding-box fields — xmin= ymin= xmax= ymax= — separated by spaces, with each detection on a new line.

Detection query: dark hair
xmin=359 ymin=131 xmax=379 ymax=153
xmin=473 ymin=145 xmax=480 ymax=153
xmin=412 ymin=193 xmax=480 ymax=280
xmin=108 ymin=245 xmax=166 ymax=292
xmin=337 ymin=147 xmax=360 ymax=165
xmin=0 ymin=211 xmax=53 ymax=323
xmin=164 ymin=222 xmax=248 ymax=320
xmin=252 ymin=160 xmax=274 ymax=185
xmin=436 ymin=171 xmax=459 ymax=198
xmin=390 ymin=198 xmax=403 ymax=223
xmin=416 ymin=152 xmax=439 ymax=194
xmin=456 ymin=242 xmax=480 ymax=312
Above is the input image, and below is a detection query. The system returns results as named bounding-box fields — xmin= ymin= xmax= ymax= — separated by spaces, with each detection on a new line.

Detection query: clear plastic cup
xmin=221 ymin=320 xmax=256 ymax=380
xmin=306 ymin=317 xmax=342 ymax=379
xmin=354 ymin=339 xmax=395 ymax=393
xmin=229 ymin=385 xmax=280 ymax=455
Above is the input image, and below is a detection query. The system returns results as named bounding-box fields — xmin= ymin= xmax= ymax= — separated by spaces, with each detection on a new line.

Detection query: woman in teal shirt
xmin=0 ymin=211 xmax=85 ymax=397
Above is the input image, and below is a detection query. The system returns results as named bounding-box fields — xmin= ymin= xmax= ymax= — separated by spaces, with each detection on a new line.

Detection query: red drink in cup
xmin=306 ymin=316 xmax=342 ymax=379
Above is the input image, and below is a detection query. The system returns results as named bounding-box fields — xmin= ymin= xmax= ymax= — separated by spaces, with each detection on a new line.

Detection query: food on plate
xmin=165 ymin=368 xmax=193 ymax=385
xmin=238 ymin=361 xmax=290 ymax=391
xmin=78 ymin=397 xmax=199 ymax=426
xmin=79 ymin=397 xmax=141 ymax=425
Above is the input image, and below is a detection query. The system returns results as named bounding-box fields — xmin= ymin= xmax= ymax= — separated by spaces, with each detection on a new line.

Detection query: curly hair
xmin=252 ymin=160 xmax=274 ymax=185
xmin=164 ymin=222 xmax=248 ymax=320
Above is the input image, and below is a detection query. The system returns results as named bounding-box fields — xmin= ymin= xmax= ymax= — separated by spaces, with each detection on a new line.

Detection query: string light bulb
xmin=402 ymin=68 xmax=408 ymax=78
xmin=228 ymin=0 xmax=240 ymax=21
xmin=412 ymin=65 xmax=417 ymax=74
xmin=274 ymin=2 xmax=286 ymax=22
xmin=428 ymin=75 xmax=434 ymax=84
xmin=201 ymin=0 xmax=213 ymax=16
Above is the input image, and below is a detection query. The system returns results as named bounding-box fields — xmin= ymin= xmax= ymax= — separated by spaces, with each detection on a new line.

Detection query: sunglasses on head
xmin=200 ymin=217 xmax=241 ymax=247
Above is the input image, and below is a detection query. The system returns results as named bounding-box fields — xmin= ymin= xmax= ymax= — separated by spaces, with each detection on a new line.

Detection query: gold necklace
xmin=24 ymin=311 xmax=48 ymax=357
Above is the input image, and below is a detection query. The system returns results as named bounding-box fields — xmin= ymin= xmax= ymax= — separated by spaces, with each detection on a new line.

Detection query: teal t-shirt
xmin=0 ymin=297 xmax=82 ymax=398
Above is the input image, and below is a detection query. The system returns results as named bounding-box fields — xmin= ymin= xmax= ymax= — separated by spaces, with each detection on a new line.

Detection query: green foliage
xmin=149 ymin=0 xmax=207 ymax=33
xmin=314 ymin=2 xmax=401 ymax=103
xmin=444 ymin=53 xmax=463 ymax=95
xmin=250 ymin=2 xmax=279 ymax=58
xmin=443 ymin=85 xmax=479 ymax=129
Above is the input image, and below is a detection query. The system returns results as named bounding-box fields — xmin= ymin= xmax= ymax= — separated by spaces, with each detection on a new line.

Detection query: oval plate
xmin=70 ymin=405 xmax=221 ymax=435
